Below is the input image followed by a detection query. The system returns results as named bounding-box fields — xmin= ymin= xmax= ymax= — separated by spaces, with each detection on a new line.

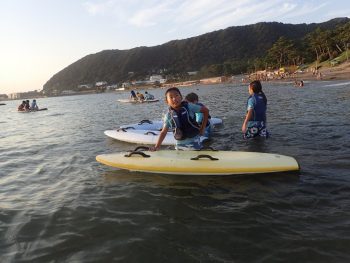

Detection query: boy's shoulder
xmin=187 ymin=102 xmax=202 ymax=112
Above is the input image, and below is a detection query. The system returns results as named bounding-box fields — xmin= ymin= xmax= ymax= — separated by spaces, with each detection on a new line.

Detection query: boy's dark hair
xmin=185 ymin=92 xmax=199 ymax=103
xmin=165 ymin=87 xmax=182 ymax=98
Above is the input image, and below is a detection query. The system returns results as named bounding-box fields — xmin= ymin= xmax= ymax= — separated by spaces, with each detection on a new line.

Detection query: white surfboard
xmin=117 ymin=99 xmax=159 ymax=103
xmin=119 ymin=117 xmax=223 ymax=131
xmin=96 ymin=149 xmax=300 ymax=175
xmin=104 ymin=129 xmax=209 ymax=145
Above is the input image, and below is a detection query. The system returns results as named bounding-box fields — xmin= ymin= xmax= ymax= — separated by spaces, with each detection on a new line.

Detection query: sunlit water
xmin=1 ymin=81 xmax=350 ymax=262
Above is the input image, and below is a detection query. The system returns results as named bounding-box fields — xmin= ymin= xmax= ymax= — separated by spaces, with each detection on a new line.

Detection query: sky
xmin=0 ymin=0 xmax=349 ymax=94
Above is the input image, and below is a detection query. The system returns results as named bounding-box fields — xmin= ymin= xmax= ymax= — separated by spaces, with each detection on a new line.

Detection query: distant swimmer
xmin=294 ymin=80 xmax=304 ymax=87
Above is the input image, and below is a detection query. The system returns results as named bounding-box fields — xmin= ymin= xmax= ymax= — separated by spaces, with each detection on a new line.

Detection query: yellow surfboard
xmin=96 ymin=149 xmax=299 ymax=175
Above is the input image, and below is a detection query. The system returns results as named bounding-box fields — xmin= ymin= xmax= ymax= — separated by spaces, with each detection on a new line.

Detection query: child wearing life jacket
xmin=185 ymin=92 xmax=212 ymax=138
xmin=151 ymin=87 xmax=209 ymax=150
xmin=242 ymin=80 xmax=269 ymax=139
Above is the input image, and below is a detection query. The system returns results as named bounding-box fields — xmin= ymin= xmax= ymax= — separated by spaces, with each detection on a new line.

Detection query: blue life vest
xmin=247 ymin=93 xmax=266 ymax=122
xmin=196 ymin=102 xmax=211 ymax=127
xmin=169 ymin=102 xmax=200 ymax=140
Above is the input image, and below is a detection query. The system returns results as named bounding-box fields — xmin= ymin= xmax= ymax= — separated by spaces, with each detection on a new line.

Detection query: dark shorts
xmin=244 ymin=122 xmax=269 ymax=139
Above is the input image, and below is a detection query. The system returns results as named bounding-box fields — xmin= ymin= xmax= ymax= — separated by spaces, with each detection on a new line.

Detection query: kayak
xmin=96 ymin=148 xmax=300 ymax=175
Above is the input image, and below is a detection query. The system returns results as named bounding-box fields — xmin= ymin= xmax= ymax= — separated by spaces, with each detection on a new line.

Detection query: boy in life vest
xmin=185 ymin=92 xmax=212 ymax=138
xmin=242 ymin=80 xmax=269 ymax=139
xmin=151 ymin=87 xmax=209 ymax=150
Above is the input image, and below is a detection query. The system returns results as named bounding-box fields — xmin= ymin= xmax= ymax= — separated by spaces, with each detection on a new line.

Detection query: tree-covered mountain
xmin=43 ymin=18 xmax=349 ymax=94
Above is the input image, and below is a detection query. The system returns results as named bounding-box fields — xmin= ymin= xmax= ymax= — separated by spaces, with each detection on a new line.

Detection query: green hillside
xmin=43 ymin=18 xmax=349 ymax=95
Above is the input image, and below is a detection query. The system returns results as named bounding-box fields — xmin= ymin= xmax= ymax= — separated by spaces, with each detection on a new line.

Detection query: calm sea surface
xmin=1 ymin=81 xmax=350 ymax=262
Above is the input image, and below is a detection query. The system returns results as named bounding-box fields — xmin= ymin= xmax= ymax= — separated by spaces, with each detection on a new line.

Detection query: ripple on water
xmin=1 ymin=84 xmax=350 ymax=261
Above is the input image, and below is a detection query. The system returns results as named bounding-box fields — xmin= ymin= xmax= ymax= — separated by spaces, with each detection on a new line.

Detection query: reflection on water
xmin=1 ymin=81 xmax=350 ymax=262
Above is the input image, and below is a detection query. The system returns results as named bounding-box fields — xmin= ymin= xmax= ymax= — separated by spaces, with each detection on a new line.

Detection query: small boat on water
xmin=0 ymin=103 xmax=6 ymax=106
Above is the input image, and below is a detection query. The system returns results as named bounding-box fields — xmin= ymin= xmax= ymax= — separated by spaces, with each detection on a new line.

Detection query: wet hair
xmin=185 ymin=92 xmax=199 ymax=103
xmin=249 ymin=80 xmax=262 ymax=93
xmin=22 ymin=101 xmax=26 ymax=103
xmin=165 ymin=87 xmax=182 ymax=99
xmin=145 ymin=91 xmax=148 ymax=94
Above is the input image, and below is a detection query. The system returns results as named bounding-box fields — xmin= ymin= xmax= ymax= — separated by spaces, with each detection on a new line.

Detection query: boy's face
xmin=166 ymin=90 xmax=182 ymax=108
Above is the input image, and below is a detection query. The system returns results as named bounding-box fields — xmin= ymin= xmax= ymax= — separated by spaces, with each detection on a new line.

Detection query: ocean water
xmin=1 ymin=81 xmax=350 ymax=262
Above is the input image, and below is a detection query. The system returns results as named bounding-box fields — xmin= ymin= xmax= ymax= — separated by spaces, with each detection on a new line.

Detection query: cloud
xmin=82 ymin=0 xmax=350 ymax=36
xmin=82 ymin=1 xmax=113 ymax=15
xmin=127 ymin=3 xmax=171 ymax=27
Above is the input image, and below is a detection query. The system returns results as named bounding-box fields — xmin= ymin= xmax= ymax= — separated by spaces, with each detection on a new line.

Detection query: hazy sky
xmin=1 ymin=0 xmax=349 ymax=94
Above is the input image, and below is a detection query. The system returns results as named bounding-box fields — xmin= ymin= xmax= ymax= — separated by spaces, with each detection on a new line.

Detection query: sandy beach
xmin=294 ymin=61 xmax=350 ymax=81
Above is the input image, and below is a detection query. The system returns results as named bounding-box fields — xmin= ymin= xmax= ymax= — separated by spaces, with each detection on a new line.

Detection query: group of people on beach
xmin=17 ymin=99 xmax=39 ymax=111
xmin=130 ymin=90 xmax=155 ymax=101
xmin=149 ymin=80 xmax=268 ymax=151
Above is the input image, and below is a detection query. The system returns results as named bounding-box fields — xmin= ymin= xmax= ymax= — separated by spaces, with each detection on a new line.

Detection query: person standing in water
xmin=242 ymin=80 xmax=269 ymax=139
xmin=151 ymin=87 xmax=209 ymax=150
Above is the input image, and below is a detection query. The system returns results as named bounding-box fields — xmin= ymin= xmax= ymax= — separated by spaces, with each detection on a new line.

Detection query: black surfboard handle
xmin=139 ymin=120 xmax=153 ymax=125
xmin=124 ymin=151 xmax=150 ymax=158
xmin=117 ymin=127 xmax=135 ymax=132
xmin=144 ymin=131 xmax=157 ymax=135
xmin=191 ymin=154 xmax=219 ymax=161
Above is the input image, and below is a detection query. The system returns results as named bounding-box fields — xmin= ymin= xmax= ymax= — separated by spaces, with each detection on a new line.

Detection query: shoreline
xmin=2 ymin=62 xmax=349 ymax=102
xmin=265 ymin=61 xmax=350 ymax=83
